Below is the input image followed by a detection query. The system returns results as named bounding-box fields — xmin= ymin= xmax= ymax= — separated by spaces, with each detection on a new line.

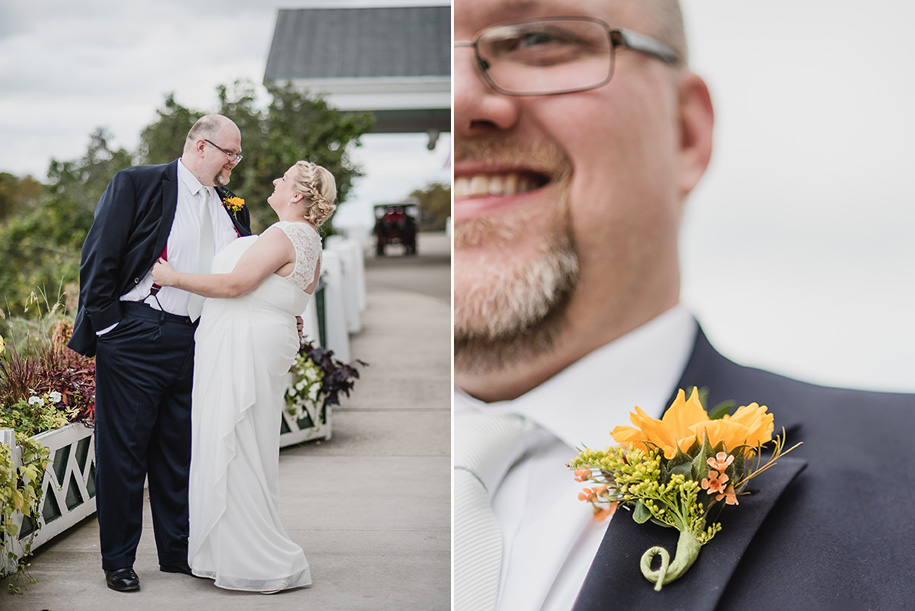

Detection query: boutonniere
xmin=568 ymin=387 xmax=800 ymax=591
xmin=221 ymin=194 xmax=245 ymax=219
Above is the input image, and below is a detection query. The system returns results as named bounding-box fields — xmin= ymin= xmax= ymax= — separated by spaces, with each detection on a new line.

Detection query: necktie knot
xmin=455 ymin=411 xmax=539 ymax=496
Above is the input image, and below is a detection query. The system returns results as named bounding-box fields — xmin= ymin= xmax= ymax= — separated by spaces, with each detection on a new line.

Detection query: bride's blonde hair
xmin=293 ymin=161 xmax=337 ymax=226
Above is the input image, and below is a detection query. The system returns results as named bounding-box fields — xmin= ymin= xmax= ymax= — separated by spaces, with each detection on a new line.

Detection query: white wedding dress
xmin=188 ymin=221 xmax=321 ymax=592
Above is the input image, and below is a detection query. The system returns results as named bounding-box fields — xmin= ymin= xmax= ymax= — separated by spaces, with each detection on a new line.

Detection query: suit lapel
xmin=573 ymin=457 xmax=806 ymax=611
xmin=674 ymin=328 xmax=804 ymax=436
xmin=154 ymin=160 xmax=180 ymax=259
xmin=215 ymin=185 xmax=251 ymax=236
xmin=573 ymin=325 xmax=808 ymax=610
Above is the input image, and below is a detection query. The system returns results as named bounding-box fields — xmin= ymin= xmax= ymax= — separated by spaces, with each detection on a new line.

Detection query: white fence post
xmin=300 ymin=293 xmax=322 ymax=347
xmin=325 ymin=237 xmax=363 ymax=334
xmin=320 ymin=251 xmax=351 ymax=363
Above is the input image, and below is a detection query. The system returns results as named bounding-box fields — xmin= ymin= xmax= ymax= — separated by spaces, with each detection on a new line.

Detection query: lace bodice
xmin=272 ymin=221 xmax=322 ymax=293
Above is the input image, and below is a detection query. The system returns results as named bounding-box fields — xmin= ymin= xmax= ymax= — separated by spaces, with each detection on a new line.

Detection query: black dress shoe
xmin=159 ymin=560 xmax=193 ymax=576
xmin=105 ymin=567 xmax=140 ymax=592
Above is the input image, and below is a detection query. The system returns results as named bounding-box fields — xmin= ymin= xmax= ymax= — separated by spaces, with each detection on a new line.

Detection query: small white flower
xmin=49 ymin=391 xmax=62 ymax=404
xmin=29 ymin=396 xmax=45 ymax=406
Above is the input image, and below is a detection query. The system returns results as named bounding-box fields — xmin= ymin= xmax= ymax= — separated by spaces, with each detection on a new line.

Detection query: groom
xmin=69 ymin=115 xmax=251 ymax=592
xmin=454 ymin=1 xmax=915 ymax=609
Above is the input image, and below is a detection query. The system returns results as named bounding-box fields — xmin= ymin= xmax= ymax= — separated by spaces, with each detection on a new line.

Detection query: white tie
xmin=187 ymin=187 xmax=214 ymax=321
xmin=454 ymin=411 xmax=539 ymax=611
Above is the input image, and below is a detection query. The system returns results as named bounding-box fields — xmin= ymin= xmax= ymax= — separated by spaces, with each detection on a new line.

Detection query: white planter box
xmin=1 ymin=422 xmax=96 ymax=577
xmin=279 ymin=398 xmax=332 ymax=448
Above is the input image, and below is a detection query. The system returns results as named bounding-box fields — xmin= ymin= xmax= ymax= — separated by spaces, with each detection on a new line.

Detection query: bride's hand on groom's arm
xmin=152 ymin=258 xmax=176 ymax=287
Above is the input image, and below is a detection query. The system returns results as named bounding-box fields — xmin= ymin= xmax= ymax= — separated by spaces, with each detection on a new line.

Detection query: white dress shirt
xmin=453 ymin=306 xmax=697 ymax=611
xmin=120 ymin=159 xmax=238 ymax=316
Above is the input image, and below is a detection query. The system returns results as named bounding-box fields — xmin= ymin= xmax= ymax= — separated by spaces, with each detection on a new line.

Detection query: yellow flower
xmin=224 ymin=196 xmax=244 ymax=210
xmin=724 ymin=402 xmax=774 ymax=447
xmin=222 ymin=196 xmax=245 ymax=218
xmin=0 ymin=334 xmax=5 ymax=354
xmin=611 ymin=388 xmax=707 ymax=459
xmin=612 ymin=388 xmax=775 ymax=459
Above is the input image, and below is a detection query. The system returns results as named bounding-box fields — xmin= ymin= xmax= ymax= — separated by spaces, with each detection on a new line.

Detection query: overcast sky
xmin=679 ymin=0 xmax=915 ymax=391
xmin=0 ymin=0 xmax=450 ymax=226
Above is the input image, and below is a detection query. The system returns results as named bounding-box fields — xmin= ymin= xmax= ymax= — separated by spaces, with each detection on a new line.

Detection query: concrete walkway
xmin=2 ymin=233 xmax=452 ymax=610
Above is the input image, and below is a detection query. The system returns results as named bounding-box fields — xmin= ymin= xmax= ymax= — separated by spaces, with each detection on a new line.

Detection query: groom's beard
xmin=454 ymin=142 xmax=579 ymax=374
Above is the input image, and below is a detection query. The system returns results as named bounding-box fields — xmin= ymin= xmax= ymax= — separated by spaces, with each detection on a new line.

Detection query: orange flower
xmin=701 ymin=470 xmax=729 ymax=495
xmin=612 ymin=388 xmax=776 ymax=460
xmin=574 ymin=468 xmax=592 ymax=482
xmin=578 ymin=486 xmax=608 ymax=503
xmin=592 ymin=503 xmax=618 ymax=522
xmin=716 ymin=484 xmax=739 ymax=506
xmin=707 ymin=452 xmax=734 ymax=473
xmin=611 ymin=388 xmax=708 ymax=459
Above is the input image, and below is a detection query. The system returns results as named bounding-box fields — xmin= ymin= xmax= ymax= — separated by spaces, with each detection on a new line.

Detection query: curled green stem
xmin=640 ymin=530 xmax=703 ymax=591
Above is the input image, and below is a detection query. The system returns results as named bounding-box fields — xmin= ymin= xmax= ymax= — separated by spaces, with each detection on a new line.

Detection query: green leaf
xmin=691 ymin=435 xmax=714 ymax=481
xmin=669 ymin=460 xmax=692 ymax=479
xmin=708 ymin=400 xmax=736 ymax=420
xmin=632 ymin=501 xmax=652 ymax=524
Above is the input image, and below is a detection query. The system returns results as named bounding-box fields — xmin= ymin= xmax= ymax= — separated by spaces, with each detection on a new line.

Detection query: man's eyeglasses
xmin=204 ymin=139 xmax=243 ymax=163
xmin=454 ymin=17 xmax=679 ymax=97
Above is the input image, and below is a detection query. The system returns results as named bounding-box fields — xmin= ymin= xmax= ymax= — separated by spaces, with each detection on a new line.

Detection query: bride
xmin=152 ymin=160 xmax=336 ymax=593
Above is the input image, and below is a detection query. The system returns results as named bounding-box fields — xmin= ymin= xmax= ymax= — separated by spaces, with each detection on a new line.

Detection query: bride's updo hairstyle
xmin=293 ymin=161 xmax=337 ymax=227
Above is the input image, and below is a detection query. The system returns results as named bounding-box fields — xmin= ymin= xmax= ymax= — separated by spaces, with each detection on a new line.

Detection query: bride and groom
xmin=68 ymin=115 xmax=336 ymax=594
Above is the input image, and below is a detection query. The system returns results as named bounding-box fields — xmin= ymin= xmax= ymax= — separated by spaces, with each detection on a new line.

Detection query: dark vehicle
xmin=373 ymin=203 xmax=418 ymax=256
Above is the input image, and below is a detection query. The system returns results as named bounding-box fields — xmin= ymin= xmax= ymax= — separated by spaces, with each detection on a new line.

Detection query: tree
xmin=410 ymin=182 xmax=451 ymax=231
xmin=139 ymin=80 xmax=375 ymax=233
xmin=0 ymin=173 xmax=43 ymax=224
xmin=0 ymin=129 xmax=132 ymax=319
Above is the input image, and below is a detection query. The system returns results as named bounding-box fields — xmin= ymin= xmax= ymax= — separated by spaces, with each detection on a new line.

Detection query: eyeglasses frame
xmin=455 ymin=16 xmax=680 ymax=97
xmin=203 ymin=138 xmax=243 ymax=163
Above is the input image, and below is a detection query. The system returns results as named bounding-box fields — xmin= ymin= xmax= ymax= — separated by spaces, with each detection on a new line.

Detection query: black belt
xmin=121 ymin=301 xmax=196 ymax=326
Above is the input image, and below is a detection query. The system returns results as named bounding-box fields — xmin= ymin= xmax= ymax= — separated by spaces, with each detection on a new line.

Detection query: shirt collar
xmin=454 ymin=305 xmax=697 ymax=451
xmin=177 ymin=158 xmax=209 ymax=198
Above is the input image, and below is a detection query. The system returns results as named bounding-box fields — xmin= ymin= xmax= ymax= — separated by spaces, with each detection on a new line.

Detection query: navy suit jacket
xmin=68 ymin=159 xmax=251 ymax=357
xmin=573 ymin=328 xmax=915 ymax=611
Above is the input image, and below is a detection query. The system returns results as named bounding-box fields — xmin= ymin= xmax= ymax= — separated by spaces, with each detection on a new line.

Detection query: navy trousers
xmin=94 ymin=302 xmax=197 ymax=571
